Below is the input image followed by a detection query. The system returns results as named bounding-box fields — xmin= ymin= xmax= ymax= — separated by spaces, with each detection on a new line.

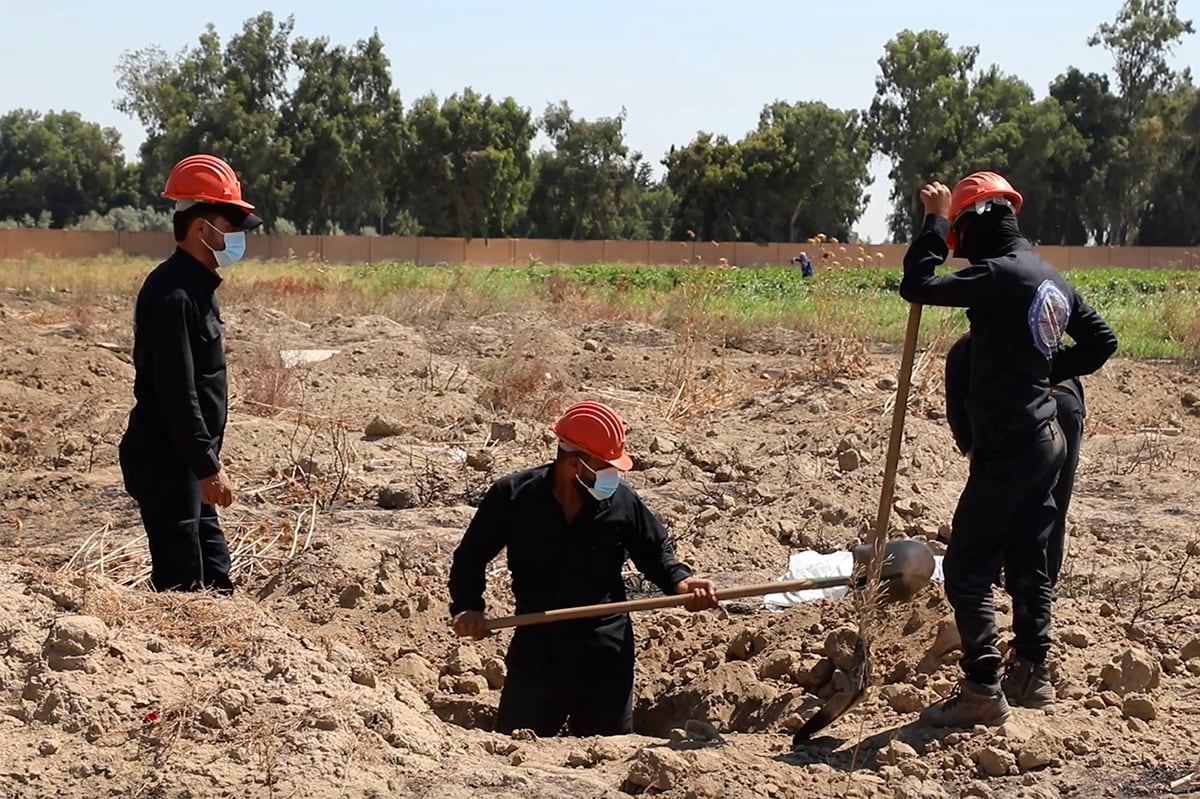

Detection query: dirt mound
xmin=0 ymin=567 xmax=450 ymax=797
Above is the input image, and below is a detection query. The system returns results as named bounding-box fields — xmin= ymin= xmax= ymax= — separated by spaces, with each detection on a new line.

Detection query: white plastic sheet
xmin=762 ymin=549 xmax=945 ymax=610
xmin=279 ymin=349 xmax=341 ymax=368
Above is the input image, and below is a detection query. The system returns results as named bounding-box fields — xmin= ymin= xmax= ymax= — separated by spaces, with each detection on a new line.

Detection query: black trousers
xmin=494 ymin=619 xmax=635 ymax=737
xmin=1048 ymin=391 xmax=1084 ymax=587
xmin=119 ymin=439 xmax=233 ymax=594
xmin=946 ymin=420 xmax=1065 ymax=685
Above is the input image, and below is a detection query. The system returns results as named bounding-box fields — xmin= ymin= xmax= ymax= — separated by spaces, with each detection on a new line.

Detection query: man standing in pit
xmin=448 ymin=400 xmax=719 ymax=737
xmin=899 ymin=172 xmax=1116 ymax=727
xmin=118 ymin=153 xmax=263 ymax=593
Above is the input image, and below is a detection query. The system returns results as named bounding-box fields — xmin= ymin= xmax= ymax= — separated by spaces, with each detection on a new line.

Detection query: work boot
xmin=1002 ymin=656 xmax=1055 ymax=708
xmin=919 ymin=679 xmax=1012 ymax=728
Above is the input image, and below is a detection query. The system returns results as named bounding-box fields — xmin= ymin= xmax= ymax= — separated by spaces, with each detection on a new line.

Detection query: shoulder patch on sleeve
xmin=1028 ymin=279 xmax=1070 ymax=358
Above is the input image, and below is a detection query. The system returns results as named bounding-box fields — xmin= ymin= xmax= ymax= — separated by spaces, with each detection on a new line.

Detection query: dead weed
xmin=20 ymin=567 xmax=274 ymax=658
xmin=478 ymin=355 xmax=569 ymax=421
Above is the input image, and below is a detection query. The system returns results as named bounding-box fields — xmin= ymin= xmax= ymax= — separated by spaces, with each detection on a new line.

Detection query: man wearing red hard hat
xmin=117 ymin=154 xmax=263 ymax=594
xmin=448 ymin=400 xmax=719 ymax=736
xmin=899 ymin=172 xmax=1117 ymax=727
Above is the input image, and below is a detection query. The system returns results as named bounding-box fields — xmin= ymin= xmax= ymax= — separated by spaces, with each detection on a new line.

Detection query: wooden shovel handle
xmin=484 ymin=575 xmax=852 ymax=631
xmin=864 ymin=302 xmax=924 ymax=582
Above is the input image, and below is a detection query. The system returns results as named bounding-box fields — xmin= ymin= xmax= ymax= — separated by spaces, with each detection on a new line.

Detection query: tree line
xmin=0 ymin=1 xmax=1195 ymax=245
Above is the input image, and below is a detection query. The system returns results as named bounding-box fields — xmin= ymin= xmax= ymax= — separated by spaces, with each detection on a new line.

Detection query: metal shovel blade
xmin=791 ymin=539 xmax=936 ymax=746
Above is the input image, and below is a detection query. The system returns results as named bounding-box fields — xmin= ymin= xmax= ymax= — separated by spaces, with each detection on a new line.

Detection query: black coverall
xmin=119 ymin=248 xmax=233 ymax=593
xmin=945 ymin=332 xmax=1087 ymax=588
xmin=447 ymin=465 xmax=693 ymax=737
xmin=901 ymin=213 xmax=1116 ymax=685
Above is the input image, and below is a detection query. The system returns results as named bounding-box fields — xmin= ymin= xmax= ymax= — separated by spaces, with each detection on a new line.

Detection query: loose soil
xmin=1 ymin=283 xmax=1199 ymax=798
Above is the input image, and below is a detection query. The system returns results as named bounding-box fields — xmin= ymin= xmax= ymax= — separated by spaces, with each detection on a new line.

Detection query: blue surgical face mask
xmin=577 ymin=458 xmax=621 ymax=501
xmin=204 ymin=220 xmax=247 ymax=268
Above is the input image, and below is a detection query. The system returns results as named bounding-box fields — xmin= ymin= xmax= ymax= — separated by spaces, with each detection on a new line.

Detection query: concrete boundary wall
xmin=1 ymin=230 xmax=1196 ymax=270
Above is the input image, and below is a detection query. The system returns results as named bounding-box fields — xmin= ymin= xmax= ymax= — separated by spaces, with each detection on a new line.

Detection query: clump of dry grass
xmin=881 ymin=335 xmax=946 ymax=417
xmin=62 ymin=512 xmax=317 ymax=590
xmin=478 ymin=355 xmax=569 ymax=421
xmin=654 ymin=276 xmax=757 ymax=421
xmin=809 ymin=335 xmax=871 ymax=383
xmin=21 ymin=566 xmax=275 ymax=657
xmin=237 ymin=343 xmax=304 ymax=418
xmin=1183 ymin=305 xmax=1200 ymax=366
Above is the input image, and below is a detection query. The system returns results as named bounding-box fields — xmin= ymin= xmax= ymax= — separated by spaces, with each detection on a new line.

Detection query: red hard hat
xmin=161 ymin=153 xmax=255 ymax=210
xmin=945 ymin=171 xmax=1023 ymax=249
xmin=550 ymin=401 xmax=634 ymax=471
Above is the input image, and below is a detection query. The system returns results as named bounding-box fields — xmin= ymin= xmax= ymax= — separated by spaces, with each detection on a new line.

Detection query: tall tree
xmin=1046 ymin=69 xmax=1125 ymax=243
xmin=663 ymin=103 xmax=870 ymax=243
xmin=663 ymin=133 xmax=745 ymax=241
xmin=743 ymin=101 xmax=872 ymax=242
xmin=869 ymin=30 xmax=979 ymax=241
xmin=1135 ymin=82 xmax=1200 ymax=245
xmin=525 ymin=102 xmax=643 ymax=239
xmin=999 ymin=97 xmax=1090 ymax=245
xmin=280 ymin=31 xmax=406 ymax=234
xmin=871 ymin=31 xmax=1091 ymax=243
xmin=115 ymin=12 xmax=298 ymax=228
xmin=1088 ymin=0 xmax=1195 ymax=122
xmin=628 ymin=165 xmax=678 ymax=240
xmin=0 ymin=110 xmax=130 ymax=225
xmin=404 ymin=89 xmax=535 ymax=238
xmin=957 ymin=67 xmax=1034 ymax=167
xmin=951 ymin=69 xmax=1094 ymax=245
xmin=1086 ymin=0 xmax=1194 ymax=243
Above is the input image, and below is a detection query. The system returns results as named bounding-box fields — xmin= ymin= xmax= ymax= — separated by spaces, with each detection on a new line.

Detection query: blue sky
xmin=2 ymin=1 xmax=1196 ymax=242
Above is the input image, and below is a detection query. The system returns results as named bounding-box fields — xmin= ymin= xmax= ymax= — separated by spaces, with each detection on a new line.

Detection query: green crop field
xmin=4 ymin=258 xmax=1198 ymax=361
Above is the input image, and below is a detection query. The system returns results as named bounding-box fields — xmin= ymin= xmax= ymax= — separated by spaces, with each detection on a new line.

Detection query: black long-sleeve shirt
xmin=901 ymin=214 xmax=1116 ymax=453
xmin=945 ymin=332 xmax=1086 ymax=456
xmin=448 ymin=465 xmax=693 ymax=632
xmin=123 ymin=248 xmax=227 ymax=479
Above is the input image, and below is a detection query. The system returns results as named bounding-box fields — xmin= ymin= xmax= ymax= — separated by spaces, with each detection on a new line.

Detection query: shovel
xmin=482 ymin=538 xmax=934 ymax=632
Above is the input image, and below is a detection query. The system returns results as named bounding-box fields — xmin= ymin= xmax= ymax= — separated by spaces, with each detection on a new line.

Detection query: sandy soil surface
xmin=1 ymin=284 xmax=1199 ymax=798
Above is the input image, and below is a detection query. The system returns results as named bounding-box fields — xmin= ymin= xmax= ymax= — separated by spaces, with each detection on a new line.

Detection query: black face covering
xmin=954 ymin=206 xmax=1029 ymax=263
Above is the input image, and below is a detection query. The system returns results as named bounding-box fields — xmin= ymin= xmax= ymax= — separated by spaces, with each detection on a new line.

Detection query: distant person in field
xmin=118 ymin=153 xmax=263 ymax=594
xmin=900 ymin=171 xmax=1116 ymax=727
xmin=447 ymin=400 xmax=718 ymax=737
xmin=945 ymin=331 xmax=1087 ymax=590
xmin=792 ymin=251 xmax=814 ymax=278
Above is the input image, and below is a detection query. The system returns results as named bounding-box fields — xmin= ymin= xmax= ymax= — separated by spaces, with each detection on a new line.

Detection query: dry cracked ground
xmin=1 ymin=282 xmax=1199 ymax=799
